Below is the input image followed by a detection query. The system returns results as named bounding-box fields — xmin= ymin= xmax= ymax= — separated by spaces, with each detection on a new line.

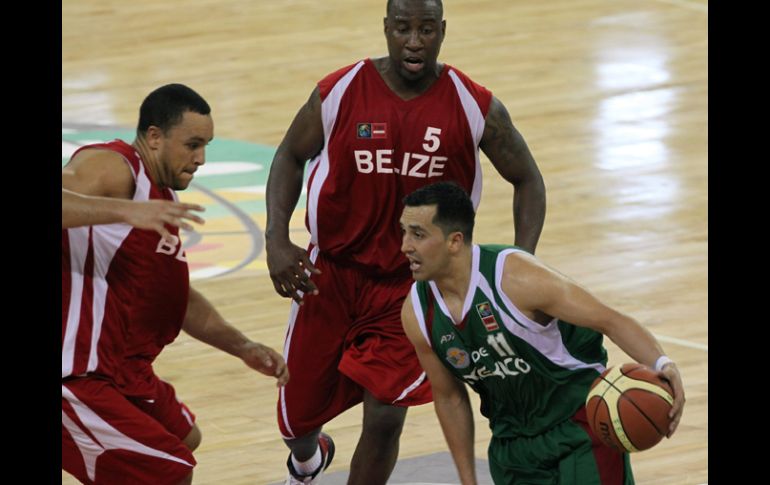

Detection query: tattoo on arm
xmin=481 ymin=97 xmax=537 ymax=182
xmin=480 ymin=96 xmax=545 ymax=253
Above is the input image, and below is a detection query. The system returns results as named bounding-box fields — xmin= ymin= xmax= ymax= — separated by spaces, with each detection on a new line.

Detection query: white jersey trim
xmin=307 ymin=61 xmax=366 ymax=247
xmin=62 ymin=147 xmax=155 ymax=377
xmin=279 ymin=246 xmax=320 ymax=439
xmin=86 ymin=160 xmax=152 ymax=373
xmin=62 ymin=384 xmax=194 ymax=482
xmin=448 ymin=69 xmax=485 ymax=210
xmin=410 ymin=283 xmax=431 ymax=348
xmin=62 ymin=227 xmax=90 ymax=378
xmin=391 ymin=371 xmax=427 ymax=404
xmin=61 ymin=410 xmax=102 ymax=481
xmin=87 ymin=223 xmax=132 ymax=372
xmin=478 ymin=250 xmax=605 ymax=373
xmin=494 ymin=249 xmax=559 ymax=333
xmin=429 ymin=245 xmax=481 ymax=326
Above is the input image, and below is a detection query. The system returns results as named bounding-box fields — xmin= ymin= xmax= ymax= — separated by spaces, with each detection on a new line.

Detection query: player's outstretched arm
xmin=63 ymin=189 xmax=205 ymax=241
xmin=62 ymin=148 xmax=205 ymax=241
xmin=479 ymin=96 xmax=546 ymax=254
xmin=265 ymin=87 xmax=325 ymax=303
xmin=500 ymin=252 xmax=685 ymax=436
xmin=183 ymin=287 xmax=289 ymax=387
xmin=402 ymin=294 xmax=478 ymax=485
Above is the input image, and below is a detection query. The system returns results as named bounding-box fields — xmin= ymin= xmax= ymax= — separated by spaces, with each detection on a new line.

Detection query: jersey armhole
xmin=494 ymin=249 xmax=558 ymax=333
xmin=410 ymin=284 xmax=433 ymax=348
xmin=317 ymin=60 xmax=365 ymax=100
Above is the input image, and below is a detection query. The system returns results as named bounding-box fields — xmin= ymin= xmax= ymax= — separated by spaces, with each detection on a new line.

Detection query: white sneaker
xmin=284 ymin=432 xmax=335 ymax=484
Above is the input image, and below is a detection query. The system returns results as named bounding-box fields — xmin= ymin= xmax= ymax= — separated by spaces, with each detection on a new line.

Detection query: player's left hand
xmin=658 ymin=362 xmax=685 ymax=437
xmin=240 ymin=342 xmax=289 ymax=387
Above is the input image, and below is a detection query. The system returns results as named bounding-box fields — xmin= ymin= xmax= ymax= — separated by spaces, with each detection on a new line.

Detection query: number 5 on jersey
xmin=354 ymin=126 xmax=447 ymax=178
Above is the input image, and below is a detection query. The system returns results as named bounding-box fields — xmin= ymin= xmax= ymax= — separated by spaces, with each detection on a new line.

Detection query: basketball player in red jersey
xmin=62 ymin=84 xmax=288 ymax=485
xmin=265 ymin=1 xmax=546 ymax=483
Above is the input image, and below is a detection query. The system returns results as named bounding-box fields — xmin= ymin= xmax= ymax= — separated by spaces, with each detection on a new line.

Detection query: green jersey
xmin=411 ymin=244 xmax=608 ymax=439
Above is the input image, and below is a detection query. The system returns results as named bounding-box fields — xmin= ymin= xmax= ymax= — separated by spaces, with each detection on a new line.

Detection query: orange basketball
xmin=585 ymin=363 xmax=674 ymax=453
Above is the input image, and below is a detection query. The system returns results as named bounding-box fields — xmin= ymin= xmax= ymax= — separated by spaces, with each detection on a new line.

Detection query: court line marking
xmin=653 ymin=333 xmax=707 ymax=352
xmin=188 ymin=182 xmax=264 ymax=277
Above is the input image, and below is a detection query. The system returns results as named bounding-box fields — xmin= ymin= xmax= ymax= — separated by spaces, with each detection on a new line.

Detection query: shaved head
xmin=387 ymin=0 xmax=443 ymax=18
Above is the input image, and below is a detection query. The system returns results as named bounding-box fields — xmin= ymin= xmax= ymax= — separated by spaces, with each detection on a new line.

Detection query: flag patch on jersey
xmin=357 ymin=122 xmax=387 ymax=139
xmin=372 ymin=123 xmax=387 ymax=138
xmin=476 ymin=302 xmax=499 ymax=331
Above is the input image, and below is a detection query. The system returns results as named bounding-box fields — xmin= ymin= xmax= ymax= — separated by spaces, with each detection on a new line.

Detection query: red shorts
xmin=62 ymin=376 xmax=196 ymax=484
xmin=277 ymin=248 xmax=432 ymax=439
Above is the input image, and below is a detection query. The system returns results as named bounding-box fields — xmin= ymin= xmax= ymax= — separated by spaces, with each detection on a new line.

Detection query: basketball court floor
xmin=63 ymin=1 xmax=707 ymax=483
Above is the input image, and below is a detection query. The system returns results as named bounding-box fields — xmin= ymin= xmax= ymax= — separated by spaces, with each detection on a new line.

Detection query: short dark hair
xmin=386 ymin=0 xmax=444 ymax=17
xmin=403 ymin=181 xmax=474 ymax=243
xmin=137 ymin=83 xmax=211 ymax=135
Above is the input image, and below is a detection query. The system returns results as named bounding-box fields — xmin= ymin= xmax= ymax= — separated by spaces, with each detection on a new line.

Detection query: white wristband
xmin=654 ymin=355 xmax=673 ymax=372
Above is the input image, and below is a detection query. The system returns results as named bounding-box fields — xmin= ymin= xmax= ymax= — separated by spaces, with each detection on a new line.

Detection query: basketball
xmin=586 ymin=363 xmax=674 ymax=453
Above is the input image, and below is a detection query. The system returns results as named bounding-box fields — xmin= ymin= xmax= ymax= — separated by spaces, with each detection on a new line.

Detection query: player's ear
xmin=146 ymin=125 xmax=163 ymax=149
xmin=448 ymin=231 xmax=464 ymax=252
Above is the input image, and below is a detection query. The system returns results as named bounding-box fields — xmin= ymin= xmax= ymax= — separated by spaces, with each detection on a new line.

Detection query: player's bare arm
xmin=62 ymin=188 xmax=205 ymax=239
xmin=479 ymin=97 xmax=546 ymax=254
xmin=265 ymin=87 xmax=326 ymax=304
xmin=183 ymin=287 xmax=289 ymax=387
xmin=402 ymin=295 xmax=478 ymax=485
xmin=500 ymin=252 xmax=685 ymax=434
xmin=62 ymin=150 xmax=205 ymax=239
xmin=63 ymin=148 xmax=135 ymax=198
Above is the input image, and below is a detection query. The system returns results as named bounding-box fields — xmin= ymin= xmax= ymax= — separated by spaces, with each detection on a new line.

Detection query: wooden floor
xmin=62 ymin=0 xmax=708 ymax=483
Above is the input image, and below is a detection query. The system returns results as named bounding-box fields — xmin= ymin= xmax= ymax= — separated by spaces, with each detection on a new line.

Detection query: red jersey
xmin=62 ymin=140 xmax=190 ymax=393
xmin=306 ymin=58 xmax=492 ymax=276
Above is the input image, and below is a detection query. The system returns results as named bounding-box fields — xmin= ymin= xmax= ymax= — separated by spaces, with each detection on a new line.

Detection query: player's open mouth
xmin=403 ymin=57 xmax=424 ymax=73
xmin=408 ymin=258 xmax=422 ymax=271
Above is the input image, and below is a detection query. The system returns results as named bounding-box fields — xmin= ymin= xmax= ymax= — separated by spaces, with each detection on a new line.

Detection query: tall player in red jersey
xmin=62 ymin=84 xmax=289 ymax=485
xmin=265 ymin=1 xmax=547 ymax=483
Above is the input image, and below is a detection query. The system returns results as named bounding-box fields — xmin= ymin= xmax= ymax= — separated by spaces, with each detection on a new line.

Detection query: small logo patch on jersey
xmin=357 ymin=122 xmax=387 ymax=139
xmin=357 ymin=123 xmax=372 ymax=138
xmin=445 ymin=347 xmax=470 ymax=369
xmin=476 ymin=302 xmax=499 ymax=331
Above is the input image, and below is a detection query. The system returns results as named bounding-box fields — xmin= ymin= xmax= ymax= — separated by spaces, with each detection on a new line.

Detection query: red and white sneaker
xmin=284 ymin=432 xmax=335 ymax=485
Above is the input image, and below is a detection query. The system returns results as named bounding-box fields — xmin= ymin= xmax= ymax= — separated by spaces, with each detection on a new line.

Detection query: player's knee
xmin=363 ymin=405 xmax=406 ymax=440
xmin=183 ymin=424 xmax=202 ymax=451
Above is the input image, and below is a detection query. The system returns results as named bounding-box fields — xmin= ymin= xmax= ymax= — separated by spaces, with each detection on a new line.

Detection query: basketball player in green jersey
xmin=399 ymin=182 xmax=685 ymax=485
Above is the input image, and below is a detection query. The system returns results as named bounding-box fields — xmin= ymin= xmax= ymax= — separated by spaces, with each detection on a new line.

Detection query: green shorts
xmin=487 ymin=408 xmax=634 ymax=485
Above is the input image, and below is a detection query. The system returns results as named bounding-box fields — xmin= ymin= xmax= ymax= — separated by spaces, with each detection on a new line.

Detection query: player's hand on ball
xmin=658 ymin=362 xmax=685 ymax=437
xmin=587 ymin=363 xmax=677 ymax=452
